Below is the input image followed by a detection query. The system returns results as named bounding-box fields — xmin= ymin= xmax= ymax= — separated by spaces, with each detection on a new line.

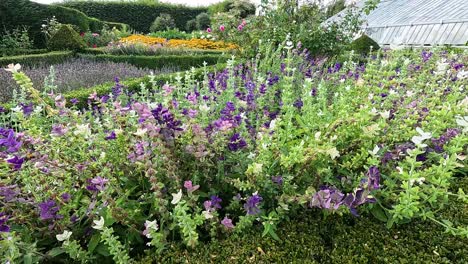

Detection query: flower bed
xmin=120 ymin=35 xmax=239 ymax=51
xmin=0 ymin=47 xmax=467 ymax=262
xmin=0 ymin=58 xmax=177 ymax=103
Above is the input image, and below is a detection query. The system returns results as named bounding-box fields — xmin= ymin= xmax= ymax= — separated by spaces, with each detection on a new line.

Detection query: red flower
xmin=93 ymin=44 xmax=97 ymax=48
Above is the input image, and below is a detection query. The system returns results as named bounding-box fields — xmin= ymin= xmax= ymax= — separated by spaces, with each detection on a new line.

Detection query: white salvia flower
xmin=327 ymin=147 xmax=340 ymax=159
xmin=368 ymin=145 xmax=380 ymax=156
xmin=171 ymin=189 xmax=183 ymax=205
xmin=56 ymin=230 xmax=72 ymax=241
xmin=133 ymin=128 xmax=147 ymax=137
xmin=396 ymin=167 xmax=403 ymax=174
xmin=202 ymin=210 xmax=213 ymax=219
xmin=92 ymin=217 xmax=105 ymax=230
xmin=74 ymin=124 xmax=91 ymax=138
xmin=457 ymin=70 xmax=468 ymax=80
xmin=411 ymin=127 xmax=432 ymax=147
xmin=380 ymin=110 xmax=391 ymax=119
xmin=435 ymin=60 xmax=450 ymax=75
xmin=456 ymin=115 xmax=468 ymax=132
xmin=199 ymin=104 xmax=210 ymax=112
xmin=248 ymin=152 xmax=256 ymax=159
xmin=314 ymin=131 xmax=321 ymax=141
xmin=389 ymin=89 xmax=397 ymax=95
xmin=33 ymin=106 xmax=43 ymax=114
xmin=269 ymin=119 xmax=277 ymax=130
xmin=370 ymin=108 xmax=378 ymax=115
xmin=406 ymin=90 xmax=415 ymax=97
xmin=345 ymin=85 xmax=351 ymax=91
xmin=11 ymin=106 xmax=22 ymax=113
xmin=368 ymin=93 xmax=374 ymax=100
xmin=5 ymin=63 xmax=21 ymax=73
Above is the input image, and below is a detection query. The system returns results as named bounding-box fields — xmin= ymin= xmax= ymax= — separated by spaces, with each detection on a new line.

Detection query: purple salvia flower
xmin=0 ymin=213 xmax=10 ymax=232
xmin=38 ymin=199 xmax=62 ymax=220
xmin=105 ymin=131 xmax=116 ymax=140
xmin=244 ymin=193 xmax=262 ymax=215
xmin=6 ymin=156 xmax=24 ymax=170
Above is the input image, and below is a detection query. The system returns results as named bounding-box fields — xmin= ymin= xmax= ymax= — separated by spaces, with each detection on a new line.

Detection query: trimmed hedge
xmin=138 ymin=179 xmax=468 ymax=263
xmin=47 ymin=24 xmax=86 ymax=51
xmin=0 ymin=51 xmax=73 ymax=67
xmin=60 ymin=1 xmax=207 ymax=33
xmin=0 ymin=0 xmax=128 ymax=48
xmin=78 ymin=53 xmax=228 ymax=71
xmin=64 ymin=62 xmax=228 ymax=109
xmin=0 ymin=49 xmax=48 ymax=57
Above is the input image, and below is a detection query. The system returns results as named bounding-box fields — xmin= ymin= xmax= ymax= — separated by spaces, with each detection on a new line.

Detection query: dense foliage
xmin=150 ymin=14 xmax=176 ymax=33
xmin=47 ymin=25 xmax=87 ymax=51
xmin=0 ymin=0 xmax=127 ymax=48
xmin=60 ymin=1 xmax=207 ymax=33
xmin=0 ymin=51 xmax=73 ymax=68
xmin=0 ymin=44 xmax=466 ymax=263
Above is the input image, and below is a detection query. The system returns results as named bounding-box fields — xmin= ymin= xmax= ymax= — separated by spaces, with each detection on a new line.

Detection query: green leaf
xmin=370 ymin=205 xmax=388 ymax=222
xmin=268 ymin=228 xmax=281 ymax=241
xmin=88 ymin=233 xmax=101 ymax=253
xmin=95 ymin=243 xmax=111 ymax=257
xmin=23 ymin=254 xmax=32 ymax=264
xmin=47 ymin=247 xmax=65 ymax=257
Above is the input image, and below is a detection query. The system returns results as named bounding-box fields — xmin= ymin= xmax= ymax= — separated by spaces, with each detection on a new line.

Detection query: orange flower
xmin=119 ymin=35 xmax=238 ymax=51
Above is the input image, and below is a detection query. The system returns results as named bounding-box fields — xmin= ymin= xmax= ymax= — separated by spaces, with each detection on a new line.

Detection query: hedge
xmin=0 ymin=0 xmax=128 ymax=48
xmin=138 ymin=177 xmax=468 ymax=263
xmin=0 ymin=51 xmax=73 ymax=67
xmin=78 ymin=53 xmax=229 ymax=71
xmin=60 ymin=1 xmax=207 ymax=33
xmin=0 ymin=49 xmax=48 ymax=57
xmin=64 ymin=62 xmax=228 ymax=109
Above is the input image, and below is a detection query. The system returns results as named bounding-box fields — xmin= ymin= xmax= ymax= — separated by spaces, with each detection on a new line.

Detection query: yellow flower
xmin=119 ymin=35 xmax=238 ymax=51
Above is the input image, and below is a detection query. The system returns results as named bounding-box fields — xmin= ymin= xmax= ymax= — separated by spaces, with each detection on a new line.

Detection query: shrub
xmin=186 ymin=19 xmax=197 ymax=32
xmin=47 ymin=25 xmax=86 ymax=51
xmin=60 ymin=1 xmax=207 ymax=33
xmin=209 ymin=0 xmax=256 ymax=18
xmin=0 ymin=51 xmax=73 ymax=67
xmin=0 ymin=49 xmax=48 ymax=57
xmin=349 ymin=34 xmax=380 ymax=55
xmin=196 ymin=12 xmax=211 ymax=30
xmin=0 ymin=26 xmax=34 ymax=49
xmin=1 ymin=48 xmax=466 ymax=262
xmin=79 ymin=53 xmax=227 ymax=71
xmin=149 ymin=29 xmax=192 ymax=40
xmin=0 ymin=0 xmax=125 ymax=48
xmin=150 ymin=14 xmax=176 ymax=32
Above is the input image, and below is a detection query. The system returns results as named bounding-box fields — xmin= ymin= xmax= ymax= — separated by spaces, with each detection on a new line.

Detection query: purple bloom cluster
xmin=310 ymin=166 xmax=381 ymax=216
xmin=244 ymin=194 xmax=262 ymax=215
xmin=228 ymin=133 xmax=247 ymax=151
xmin=0 ymin=128 xmax=22 ymax=153
xmin=86 ymin=176 xmax=109 ymax=192
xmin=0 ymin=212 xmax=10 ymax=233
xmin=151 ymin=104 xmax=182 ymax=131
xmin=432 ymin=128 xmax=460 ymax=153
xmin=38 ymin=200 xmax=62 ymax=221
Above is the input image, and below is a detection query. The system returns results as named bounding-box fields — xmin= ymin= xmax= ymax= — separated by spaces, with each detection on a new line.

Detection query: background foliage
xmin=60 ymin=1 xmax=207 ymax=33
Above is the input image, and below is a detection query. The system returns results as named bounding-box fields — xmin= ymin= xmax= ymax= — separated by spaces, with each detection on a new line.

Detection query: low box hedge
xmin=136 ymin=178 xmax=468 ymax=263
xmin=0 ymin=49 xmax=48 ymax=57
xmin=78 ymin=53 xmax=228 ymax=71
xmin=0 ymin=51 xmax=73 ymax=67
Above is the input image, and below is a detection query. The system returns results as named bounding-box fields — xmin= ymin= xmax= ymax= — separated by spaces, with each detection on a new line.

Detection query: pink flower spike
xmin=219 ymin=25 xmax=225 ymax=32
xmin=237 ymin=25 xmax=243 ymax=31
xmin=206 ymin=27 xmax=212 ymax=33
